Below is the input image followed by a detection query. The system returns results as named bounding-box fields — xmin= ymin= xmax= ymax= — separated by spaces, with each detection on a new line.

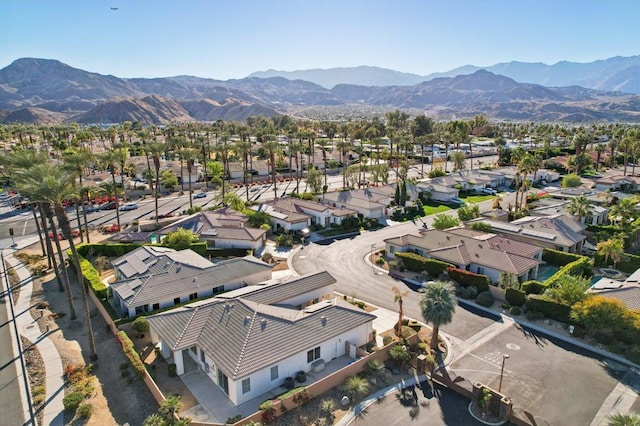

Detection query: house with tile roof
xmin=589 ymin=268 xmax=640 ymax=310
xmin=594 ymin=175 xmax=640 ymax=192
xmin=109 ymin=246 xmax=272 ymax=317
xmin=255 ymin=197 xmax=358 ymax=231
xmin=384 ymin=228 xmax=542 ymax=282
xmin=157 ymin=208 xmax=267 ymax=252
xmin=147 ymin=271 xmax=375 ymax=406
xmin=468 ymin=213 xmax=586 ymax=253
xmin=531 ymin=198 xmax=609 ymax=226
xmin=321 ymin=188 xmax=388 ymax=218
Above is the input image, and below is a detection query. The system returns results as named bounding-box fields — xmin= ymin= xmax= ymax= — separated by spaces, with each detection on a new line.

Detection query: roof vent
xmin=321 ymin=315 xmax=327 ymax=326
xmin=193 ymin=277 xmax=197 ymax=282
xmin=260 ymin=318 xmax=267 ymax=330
xmin=244 ymin=316 xmax=251 ymax=325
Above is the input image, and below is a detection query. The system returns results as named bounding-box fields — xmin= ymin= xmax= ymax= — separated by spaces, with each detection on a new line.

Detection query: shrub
xmin=389 ymin=344 xmax=411 ymax=366
xmin=131 ymin=317 xmax=150 ymax=337
xmin=394 ymin=252 xmax=453 ymax=276
xmin=545 ymin=257 xmax=594 ymax=288
xmin=400 ymin=325 xmax=416 ymax=339
xmin=63 ymin=391 xmax=84 ymax=413
xmin=447 ymin=267 xmax=490 ymax=292
xmin=460 ymin=286 xmax=478 ymax=299
xmin=475 ymin=291 xmax=494 ymax=307
xmin=542 ymin=248 xmax=584 ymax=267
xmin=522 ymin=280 xmax=546 ymax=295
xmin=116 ymin=331 xmax=146 ymax=377
xmin=505 ymin=288 xmax=526 ymax=306
xmin=77 ymin=402 xmax=93 ymax=419
xmin=364 ymin=359 xmax=385 ymax=377
xmin=616 ymin=252 xmax=640 ymax=274
xmin=526 ymin=295 xmax=571 ymax=323
xmin=509 ymin=306 xmax=522 ymax=315
xmin=375 ymin=257 xmax=385 ymax=265
xmin=382 ymin=336 xmax=393 ymax=346
xmin=526 ymin=310 xmax=544 ymax=321
xmin=168 ymin=363 xmax=177 ymax=377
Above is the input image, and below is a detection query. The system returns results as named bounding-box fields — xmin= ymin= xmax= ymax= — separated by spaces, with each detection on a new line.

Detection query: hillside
xmin=0 ymin=57 xmax=639 ymax=124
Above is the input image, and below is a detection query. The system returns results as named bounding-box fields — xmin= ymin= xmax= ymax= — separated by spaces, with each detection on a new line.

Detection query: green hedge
xmin=447 ymin=267 xmax=490 ymax=292
xmin=542 ymin=248 xmax=584 ymax=267
xmin=545 ymin=256 xmax=593 ymax=287
xmin=505 ymin=288 xmax=526 ymax=306
xmin=116 ymin=331 xmax=146 ymax=377
xmin=68 ymin=249 xmax=108 ymax=299
xmin=394 ymin=252 xmax=453 ymax=276
xmin=76 ymin=243 xmax=142 ymax=258
xmin=526 ymin=295 xmax=571 ymax=323
xmin=522 ymin=280 xmax=546 ymax=295
xmin=615 ymin=252 xmax=640 ymax=274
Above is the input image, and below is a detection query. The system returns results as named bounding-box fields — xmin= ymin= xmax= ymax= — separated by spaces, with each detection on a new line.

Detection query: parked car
xmin=100 ymin=201 xmax=117 ymax=210
xmin=448 ymin=197 xmax=464 ymax=206
xmin=193 ymin=192 xmax=207 ymax=199
xmin=119 ymin=203 xmax=139 ymax=211
xmin=480 ymin=188 xmax=497 ymax=195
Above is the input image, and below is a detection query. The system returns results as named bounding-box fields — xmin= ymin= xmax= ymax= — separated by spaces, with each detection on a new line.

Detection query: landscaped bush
xmin=168 ymin=363 xmax=177 ymax=377
xmin=116 ymin=331 xmax=146 ymax=377
xmin=505 ymin=288 xmax=526 ymax=306
xmin=77 ymin=402 xmax=93 ymax=419
xmin=63 ymin=391 xmax=84 ymax=413
xmin=68 ymin=250 xmax=108 ymax=299
xmin=475 ymin=291 xmax=494 ymax=307
xmin=616 ymin=252 xmax=640 ymax=274
xmin=509 ymin=306 xmax=522 ymax=315
xmin=76 ymin=243 xmax=141 ymax=258
xmin=459 ymin=285 xmax=478 ymax=299
xmin=447 ymin=267 xmax=490 ymax=292
xmin=526 ymin=295 xmax=571 ymax=323
xmin=394 ymin=252 xmax=453 ymax=276
xmin=522 ymin=280 xmax=546 ymax=295
xmin=545 ymin=256 xmax=593 ymax=288
xmin=542 ymin=248 xmax=584 ymax=267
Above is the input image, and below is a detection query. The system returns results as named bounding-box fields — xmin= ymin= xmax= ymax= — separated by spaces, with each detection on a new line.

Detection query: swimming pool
xmin=537 ymin=265 xmax=559 ymax=282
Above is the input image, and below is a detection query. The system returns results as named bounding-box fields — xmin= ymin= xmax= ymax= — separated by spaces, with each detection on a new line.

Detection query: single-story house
xmin=158 ymin=208 xmax=267 ymax=252
xmin=531 ymin=198 xmax=609 ymax=225
xmin=109 ymin=246 xmax=272 ymax=317
xmin=384 ymin=228 xmax=542 ymax=282
xmin=594 ymin=175 xmax=640 ymax=192
xmin=147 ymin=271 xmax=375 ymax=406
xmin=256 ymin=198 xmax=357 ymax=230
xmin=417 ymin=182 xmax=459 ymax=202
xmin=588 ymin=268 xmax=640 ymax=310
xmin=322 ymin=190 xmax=386 ymax=219
xmin=469 ymin=213 xmax=586 ymax=253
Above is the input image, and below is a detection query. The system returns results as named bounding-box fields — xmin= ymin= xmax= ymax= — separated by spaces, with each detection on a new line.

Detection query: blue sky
xmin=1 ymin=0 xmax=638 ymax=80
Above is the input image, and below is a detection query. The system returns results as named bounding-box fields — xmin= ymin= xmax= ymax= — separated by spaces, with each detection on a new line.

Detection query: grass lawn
xmin=423 ymin=204 xmax=452 ymax=215
xmin=459 ymin=193 xmax=497 ymax=204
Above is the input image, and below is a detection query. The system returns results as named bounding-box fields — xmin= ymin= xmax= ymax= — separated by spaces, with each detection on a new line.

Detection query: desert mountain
xmin=0 ymin=57 xmax=638 ymax=124
xmin=251 ymin=55 xmax=640 ymax=94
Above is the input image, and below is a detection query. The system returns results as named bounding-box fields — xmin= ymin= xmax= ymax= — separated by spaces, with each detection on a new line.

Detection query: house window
xmin=307 ymin=346 xmax=321 ymax=363
xmin=189 ymin=292 xmax=197 ymax=301
xmin=200 ymin=350 xmax=205 ymax=363
xmin=135 ymin=306 xmax=144 ymax=315
xmin=477 ymin=267 xmax=485 ymax=275
xmin=270 ymin=365 xmax=278 ymax=381
xmin=152 ymin=303 xmax=160 ymax=310
xmin=212 ymin=286 xmax=224 ymax=295
xmin=242 ymin=378 xmax=251 ymax=394
xmin=173 ymin=297 xmax=181 ymax=305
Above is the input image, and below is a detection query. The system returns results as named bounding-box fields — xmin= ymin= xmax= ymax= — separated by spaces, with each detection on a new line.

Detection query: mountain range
xmin=0 ymin=56 xmax=639 ymax=125
xmin=250 ymin=56 xmax=640 ymax=93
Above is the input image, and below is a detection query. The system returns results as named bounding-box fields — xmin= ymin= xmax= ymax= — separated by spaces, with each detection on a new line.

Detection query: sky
xmin=1 ymin=0 xmax=639 ymax=80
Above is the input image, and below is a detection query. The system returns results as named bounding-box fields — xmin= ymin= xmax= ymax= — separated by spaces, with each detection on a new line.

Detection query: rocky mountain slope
xmin=0 ymin=57 xmax=638 ymax=124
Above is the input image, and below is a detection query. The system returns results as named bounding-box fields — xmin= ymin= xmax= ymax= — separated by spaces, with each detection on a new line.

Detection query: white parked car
xmin=119 ymin=203 xmax=139 ymax=211
xmin=480 ymin=188 xmax=497 ymax=195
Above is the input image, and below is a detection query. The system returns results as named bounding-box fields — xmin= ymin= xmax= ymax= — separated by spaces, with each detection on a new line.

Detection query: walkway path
xmin=5 ymin=237 xmax=64 ymax=426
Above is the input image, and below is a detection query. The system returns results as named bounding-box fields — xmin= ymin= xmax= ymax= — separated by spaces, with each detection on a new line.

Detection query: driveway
xmin=352 ymin=381 xmax=483 ymax=426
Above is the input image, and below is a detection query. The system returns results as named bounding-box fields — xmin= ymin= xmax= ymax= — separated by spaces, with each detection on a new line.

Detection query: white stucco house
xmin=147 ymin=271 xmax=375 ymax=406
xmin=109 ymin=246 xmax=272 ymax=317
xmin=384 ymin=228 xmax=542 ymax=283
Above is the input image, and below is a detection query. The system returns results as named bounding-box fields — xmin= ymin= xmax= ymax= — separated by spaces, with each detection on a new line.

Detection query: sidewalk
xmin=4 ymin=236 xmax=65 ymax=426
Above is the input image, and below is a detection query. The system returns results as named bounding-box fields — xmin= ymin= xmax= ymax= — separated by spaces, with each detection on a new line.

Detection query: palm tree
xmin=609 ymin=198 xmax=639 ymax=229
xmin=62 ymin=148 xmax=93 ymax=243
xmin=419 ymin=281 xmax=456 ymax=352
xmin=344 ymin=375 xmax=369 ymax=401
xmin=97 ymin=151 xmax=122 ymax=230
xmin=392 ymin=285 xmax=409 ymax=337
xmin=566 ymin=195 xmax=591 ymax=223
xmin=181 ymin=147 xmax=198 ymax=210
xmin=262 ymin=136 xmax=280 ymax=200
xmin=607 ymin=413 xmax=640 ymax=426
xmin=597 ymin=238 xmax=625 ymax=268
xmin=18 ymin=165 xmax=83 ymax=322
xmin=147 ymin=142 xmax=165 ymax=223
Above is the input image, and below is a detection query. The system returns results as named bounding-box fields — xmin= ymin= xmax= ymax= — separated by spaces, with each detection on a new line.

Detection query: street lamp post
xmin=498 ymin=353 xmax=510 ymax=393
xmin=370 ymin=243 xmax=376 ymax=274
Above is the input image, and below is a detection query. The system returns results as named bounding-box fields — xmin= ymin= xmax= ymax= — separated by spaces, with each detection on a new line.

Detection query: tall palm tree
xmin=181 ymin=147 xmax=198 ymax=209
xmin=97 ymin=151 xmax=122 ymax=230
xmin=609 ymin=198 xmax=639 ymax=229
xmin=62 ymin=148 xmax=93 ymax=243
xmin=566 ymin=195 xmax=591 ymax=223
xmin=597 ymin=238 xmax=625 ymax=268
xmin=262 ymin=135 xmax=280 ymax=200
xmin=17 ymin=165 xmax=79 ymax=321
xmin=147 ymin=142 xmax=165 ymax=223
xmin=419 ymin=281 xmax=456 ymax=352
xmin=392 ymin=286 xmax=409 ymax=337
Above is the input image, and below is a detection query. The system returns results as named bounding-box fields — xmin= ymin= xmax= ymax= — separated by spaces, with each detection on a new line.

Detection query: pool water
xmin=590 ymin=275 xmax=603 ymax=286
xmin=537 ymin=265 xmax=559 ymax=282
